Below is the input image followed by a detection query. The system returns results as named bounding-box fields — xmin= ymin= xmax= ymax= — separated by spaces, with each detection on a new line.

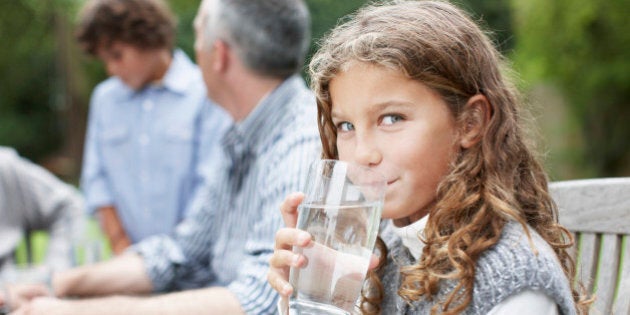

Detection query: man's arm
xmin=52 ymin=253 xmax=152 ymax=298
xmin=14 ymin=287 xmax=243 ymax=315
xmin=4 ymin=253 xmax=152 ymax=311
xmin=137 ymin=287 xmax=243 ymax=315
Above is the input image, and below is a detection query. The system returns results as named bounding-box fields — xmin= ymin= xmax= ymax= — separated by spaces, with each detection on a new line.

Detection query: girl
xmin=268 ymin=1 xmax=590 ymax=314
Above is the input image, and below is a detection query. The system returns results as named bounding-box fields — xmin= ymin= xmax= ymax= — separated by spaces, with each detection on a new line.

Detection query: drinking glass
xmin=288 ymin=159 xmax=386 ymax=315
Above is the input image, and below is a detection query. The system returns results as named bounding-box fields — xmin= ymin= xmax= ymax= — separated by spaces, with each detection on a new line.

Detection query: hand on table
xmin=1 ymin=283 xmax=50 ymax=312
xmin=9 ymin=297 xmax=70 ymax=315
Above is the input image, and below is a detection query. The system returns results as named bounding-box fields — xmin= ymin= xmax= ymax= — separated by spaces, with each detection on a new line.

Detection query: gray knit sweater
xmin=376 ymin=220 xmax=577 ymax=314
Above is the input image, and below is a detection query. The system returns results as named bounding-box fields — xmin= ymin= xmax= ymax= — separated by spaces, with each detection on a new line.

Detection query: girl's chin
xmin=381 ymin=204 xmax=405 ymax=220
xmin=382 ymin=201 xmax=428 ymax=224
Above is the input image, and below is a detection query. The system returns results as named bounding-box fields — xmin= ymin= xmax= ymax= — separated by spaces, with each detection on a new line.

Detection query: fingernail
xmin=292 ymin=254 xmax=301 ymax=266
xmin=283 ymin=283 xmax=293 ymax=296
xmin=297 ymin=233 xmax=311 ymax=244
xmin=289 ymin=193 xmax=301 ymax=203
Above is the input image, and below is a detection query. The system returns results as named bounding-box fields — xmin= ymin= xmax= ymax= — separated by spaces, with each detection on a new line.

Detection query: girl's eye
xmin=336 ymin=121 xmax=354 ymax=132
xmin=381 ymin=114 xmax=404 ymax=125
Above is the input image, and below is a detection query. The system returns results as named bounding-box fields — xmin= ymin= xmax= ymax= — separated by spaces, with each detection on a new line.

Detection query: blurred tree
xmin=511 ymin=0 xmax=630 ymax=177
xmin=170 ymin=0 xmax=202 ymax=57
xmin=302 ymin=0 xmax=368 ymax=78
xmin=0 ymin=0 xmax=90 ymax=181
xmin=0 ymin=1 xmax=63 ymax=163
xmin=459 ymin=0 xmax=515 ymax=53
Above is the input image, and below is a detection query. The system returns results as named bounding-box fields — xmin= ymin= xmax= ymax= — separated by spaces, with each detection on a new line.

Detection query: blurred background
xmin=0 ymin=0 xmax=628 ymax=184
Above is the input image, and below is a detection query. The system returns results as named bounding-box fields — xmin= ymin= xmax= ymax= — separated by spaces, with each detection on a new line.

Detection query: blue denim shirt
xmin=80 ymin=49 xmax=230 ymax=242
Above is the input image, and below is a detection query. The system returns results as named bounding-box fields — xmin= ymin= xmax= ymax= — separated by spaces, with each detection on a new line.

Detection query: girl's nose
xmin=354 ymin=135 xmax=382 ymax=167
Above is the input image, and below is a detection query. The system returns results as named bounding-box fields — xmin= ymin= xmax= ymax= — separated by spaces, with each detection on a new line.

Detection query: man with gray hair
xmin=5 ymin=0 xmax=319 ymax=314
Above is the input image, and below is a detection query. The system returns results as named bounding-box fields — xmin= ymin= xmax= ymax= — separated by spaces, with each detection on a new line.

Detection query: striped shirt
xmin=134 ymin=75 xmax=321 ymax=314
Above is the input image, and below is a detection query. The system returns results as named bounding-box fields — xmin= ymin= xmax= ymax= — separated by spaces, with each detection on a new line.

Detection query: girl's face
xmin=97 ymin=42 xmax=166 ymax=90
xmin=329 ymin=62 xmax=460 ymax=223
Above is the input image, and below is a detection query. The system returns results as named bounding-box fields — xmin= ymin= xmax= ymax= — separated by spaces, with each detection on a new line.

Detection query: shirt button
xmin=139 ymin=134 xmax=150 ymax=145
xmin=143 ymin=100 xmax=154 ymax=111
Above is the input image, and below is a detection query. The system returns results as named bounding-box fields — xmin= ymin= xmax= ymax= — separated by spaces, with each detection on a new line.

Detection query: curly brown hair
xmin=76 ymin=0 xmax=176 ymax=55
xmin=309 ymin=1 xmax=591 ymax=314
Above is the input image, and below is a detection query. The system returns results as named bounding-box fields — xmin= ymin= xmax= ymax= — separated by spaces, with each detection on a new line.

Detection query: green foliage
xmin=306 ymin=0 xmax=367 ymax=42
xmin=0 ymin=1 xmax=67 ymax=160
xmin=302 ymin=0 xmax=368 ymax=77
xmin=457 ymin=0 xmax=515 ymax=53
xmin=170 ymin=0 xmax=203 ymax=58
xmin=511 ymin=0 xmax=630 ymax=177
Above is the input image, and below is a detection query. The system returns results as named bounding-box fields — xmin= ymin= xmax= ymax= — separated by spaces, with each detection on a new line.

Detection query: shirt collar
xmin=224 ymin=75 xmax=305 ymax=152
xmin=117 ymin=49 xmax=197 ymax=98
xmin=391 ymin=214 xmax=429 ymax=260
xmin=160 ymin=49 xmax=198 ymax=95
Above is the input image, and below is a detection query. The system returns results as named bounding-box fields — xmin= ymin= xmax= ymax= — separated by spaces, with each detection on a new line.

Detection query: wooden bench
xmin=550 ymin=177 xmax=630 ymax=315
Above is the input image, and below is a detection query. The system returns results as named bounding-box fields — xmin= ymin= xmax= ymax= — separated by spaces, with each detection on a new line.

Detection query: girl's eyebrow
xmin=332 ymin=100 xmax=415 ymax=120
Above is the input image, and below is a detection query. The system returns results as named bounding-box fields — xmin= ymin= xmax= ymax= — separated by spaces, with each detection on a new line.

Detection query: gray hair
xmin=201 ymin=0 xmax=311 ymax=79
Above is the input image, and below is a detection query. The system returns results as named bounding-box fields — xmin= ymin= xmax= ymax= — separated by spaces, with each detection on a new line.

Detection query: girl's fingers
xmin=268 ymin=247 xmax=306 ymax=297
xmin=274 ymin=228 xmax=312 ymax=250
xmin=269 ymin=227 xmax=311 ymax=297
xmin=267 ymin=268 xmax=294 ymax=297
xmin=280 ymin=192 xmax=304 ymax=227
xmin=269 ymin=248 xmax=307 ymax=269
xmin=270 ymin=194 xmax=307 ymax=298
xmin=368 ymin=253 xmax=380 ymax=271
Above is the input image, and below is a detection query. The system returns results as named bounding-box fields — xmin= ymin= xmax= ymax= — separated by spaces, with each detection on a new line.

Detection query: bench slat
xmin=578 ymin=233 xmax=599 ymax=292
xmin=568 ymin=232 xmax=578 ymax=262
xmin=613 ymin=235 xmax=630 ymax=314
xmin=592 ymin=234 xmax=620 ymax=314
xmin=551 ymin=178 xmax=630 ymax=234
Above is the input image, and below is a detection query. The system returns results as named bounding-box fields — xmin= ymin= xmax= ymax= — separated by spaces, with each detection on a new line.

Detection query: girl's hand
xmin=267 ymin=192 xmax=381 ymax=313
xmin=267 ymin=193 xmax=311 ymax=298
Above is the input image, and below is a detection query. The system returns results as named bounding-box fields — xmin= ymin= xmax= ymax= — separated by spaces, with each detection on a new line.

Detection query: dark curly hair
xmin=76 ymin=0 xmax=176 ymax=55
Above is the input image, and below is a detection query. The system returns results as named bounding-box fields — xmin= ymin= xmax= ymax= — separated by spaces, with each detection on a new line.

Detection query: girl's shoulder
xmin=481 ymin=220 xmax=565 ymax=276
xmin=470 ymin=220 xmax=576 ymax=315
xmin=376 ymin=220 xmax=576 ymax=314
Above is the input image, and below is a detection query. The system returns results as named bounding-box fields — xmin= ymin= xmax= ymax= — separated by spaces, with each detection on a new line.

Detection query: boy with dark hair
xmin=77 ymin=0 xmax=229 ymax=253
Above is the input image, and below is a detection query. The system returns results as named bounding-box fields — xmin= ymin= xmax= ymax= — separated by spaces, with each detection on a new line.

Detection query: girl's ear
xmin=459 ymin=94 xmax=492 ymax=149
